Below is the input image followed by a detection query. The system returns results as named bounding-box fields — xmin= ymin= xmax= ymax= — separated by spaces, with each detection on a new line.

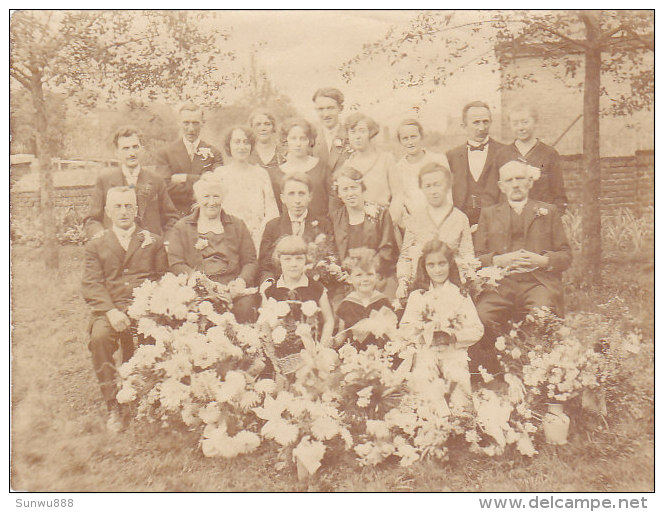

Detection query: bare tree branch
xmin=10 ymin=68 xmax=32 ymax=89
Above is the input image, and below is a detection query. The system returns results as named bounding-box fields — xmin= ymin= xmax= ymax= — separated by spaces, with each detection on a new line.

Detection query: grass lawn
xmin=10 ymin=245 xmax=654 ymax=492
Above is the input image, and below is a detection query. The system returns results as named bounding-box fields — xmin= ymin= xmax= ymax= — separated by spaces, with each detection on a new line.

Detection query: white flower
xmin=364 ymin=202 xmax=380 ymax=220
xmin=366 ymin=420 xmax=391 ymax=440
xmin=295 ymin=323 xmax=311 ymax=338
xmin=510 ymin=347 xmax=522 ymax=360
xmin=333 ymin=138 xmax=344 ymax=148
xmin=314 ymin=233 xmax=326 ymax=244
xmin=311 ymin=220 xmax=319 ymax=227
xmin=271 ymin=326 xmax=287 ymax=345
xmin=536 ymin=207 xmax=549 ymax=217
xmin=194 ymin=238 xmax=209 ymax=251
xmin=495 ymin=337 xmax=507 ymax=351
xmin=196 ymin=147 xmax=214 ymax=160
xmin=140 ymin=230 xmax=154 ymax=248
xmin=254 ymin=379 xmax=277 ymax=396
xmin=275 ymin=301 xmax=291 ymax=317
xmin=301 ymin=300 xmax=319 ymax=317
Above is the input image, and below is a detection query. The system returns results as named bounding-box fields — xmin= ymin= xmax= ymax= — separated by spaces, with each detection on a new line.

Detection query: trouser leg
xmin=88 ymin=315 xmax=124 ymax=406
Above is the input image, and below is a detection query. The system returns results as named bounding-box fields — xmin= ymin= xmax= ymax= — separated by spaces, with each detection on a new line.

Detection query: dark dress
xmin=264 ymin=277 xmax=326 ymax=365
xmin=337 ymin=292 xmax=393 ymax=351
xmin=269 ymin=158 xmax=332 ymax=217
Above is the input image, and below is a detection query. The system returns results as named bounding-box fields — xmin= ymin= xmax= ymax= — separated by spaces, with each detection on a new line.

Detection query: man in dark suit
xmin=469 ymin=160 xmax=572 ymax=376
xmin=155 ymin=103 xmax=224 ymax=216
xmin=258 ymin=172 xmax=334 ymax=284
xmin=446 ymin=101 xmax=510 ymax=226
xmin=312 ymin=88 xmax=350 ymax=173
xmin=84 ymin=126 xmax=179 ymax=239
xmin=81 ymin=186 xmax=168 ymax=432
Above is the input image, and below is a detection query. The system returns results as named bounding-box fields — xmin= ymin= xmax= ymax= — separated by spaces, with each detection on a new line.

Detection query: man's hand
xmin=106 ymin=308 xmax=131 ymax=332
xmin=171 ymin=173 xmax=188 ymax=184
xmin=493 ymin=249 xmax=549 ymax=271
xmin=228 ymin=277 xmax=247 ymax=298
xmin=514 ymin=250 xmax=549 ymax=269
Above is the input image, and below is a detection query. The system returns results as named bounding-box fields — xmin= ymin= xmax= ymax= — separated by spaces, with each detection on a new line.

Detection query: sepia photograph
xmin=9 ymin=8 xmax=654 ymax=495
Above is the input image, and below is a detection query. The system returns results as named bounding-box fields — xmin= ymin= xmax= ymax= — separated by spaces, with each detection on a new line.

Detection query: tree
xmin=341 ymin=10 xmax=653 ymax=284
xmin=10 ymin=10 xmax=239 ymax=269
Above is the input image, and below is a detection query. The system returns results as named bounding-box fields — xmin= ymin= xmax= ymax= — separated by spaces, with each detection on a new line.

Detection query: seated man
xmin=258 ymin=172 xmax=335 ymax=284
xmin=470 ymin=160 xmax=572 ymax=375
xmin=81 ymin=187 xmax=168 ymax=432
xmin=84 ymin=125 xmax=179 ymax=239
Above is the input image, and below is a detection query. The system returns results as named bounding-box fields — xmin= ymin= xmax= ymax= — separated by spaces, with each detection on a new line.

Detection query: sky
xmin=219 ymin=10 xmax=501 ymax=133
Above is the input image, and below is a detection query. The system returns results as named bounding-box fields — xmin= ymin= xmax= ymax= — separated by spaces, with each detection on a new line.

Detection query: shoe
xmin=106 ymin=407 xmax=124 ymax=433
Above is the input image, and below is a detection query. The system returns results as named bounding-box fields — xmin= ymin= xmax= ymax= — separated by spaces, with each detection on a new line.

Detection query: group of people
xmin=81 ymin=88 xmax=571 ymax=432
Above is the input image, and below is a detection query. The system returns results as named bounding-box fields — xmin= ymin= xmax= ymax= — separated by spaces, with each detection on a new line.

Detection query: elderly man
xmin=155 ymin=103 xmax=224 ymax=216
xmin=85 ymin=126 xmax=179 ymax=239
xmin=446 ymin=101 xmax=510 ymax=226
xmin=81 ymin=186 xmax=168 ymax=432
xmin=469 ymin=160 xmax=572 ymax=376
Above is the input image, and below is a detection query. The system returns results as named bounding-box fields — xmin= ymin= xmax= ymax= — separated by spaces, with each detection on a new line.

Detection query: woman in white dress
xmin=390 ymin=119 xmax=450 ymax=231
xmin=215 ymin=125 xmax=279 ymax=250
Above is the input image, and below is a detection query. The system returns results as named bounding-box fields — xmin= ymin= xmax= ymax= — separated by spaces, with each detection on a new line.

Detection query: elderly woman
xmin=390 ymin=118 xmax=450 ymax=231
xmin=166 ymin=172 xmax=259 ymax=323
xmin=248 ymin=108 xmax=286 ymax=171
xmin=339 ymin=113 xmax=399 ymax=210
xmin=331 ymin=165 xmax=399 ymax=298
xmin=215 ymin=125 xmax=279 ymax=250
xmin=272 ymin=117 xmax=331 ymax=218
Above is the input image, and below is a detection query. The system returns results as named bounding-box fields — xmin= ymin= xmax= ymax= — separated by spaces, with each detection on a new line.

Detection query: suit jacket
xmin=155 ymin=139 xmax=224 ymax=216
xmin=446 ymin=138 xmax=510 ymax=224
xmin=165 ymin=209 xmax=258 ymax=286
xmin=331 ymin=204 xmax=398 ymax=277
xmin=84 ymin=167 xmax=179 ymax=239
xmin=312 ymin=123 xmax=350 ymax=173
xmin=474 ymin=199 xmax=571 ymax=302
xmin=81 ymin=228 xmax=168 ymax=314
xmin=258 ymin=211 xmax=335 ymax=283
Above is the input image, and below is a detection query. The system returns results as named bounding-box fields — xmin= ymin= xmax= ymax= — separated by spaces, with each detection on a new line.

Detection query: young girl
xmin=335 ymin=247 xmax=393 ymax=351
xmin=262 ymin=235 xmax=335 ymax=376
xmin=399 ymin=239 xmax=484 ymax=402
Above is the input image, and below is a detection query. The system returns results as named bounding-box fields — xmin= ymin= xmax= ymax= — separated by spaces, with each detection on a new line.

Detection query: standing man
xmin=312 ymin=87 xmax=351 ymax=173
xmin=469 ymin=160 xmax=571 ymax=376
xmin=82 ymin=186 xmax=169 ymax=432
xmin=446 ymin=101 xmax=510 ymax=227
xmin=155 ymin=103 xmax=224 ymax=216
xmin=84 ymin=126 xmax=179 ymax=239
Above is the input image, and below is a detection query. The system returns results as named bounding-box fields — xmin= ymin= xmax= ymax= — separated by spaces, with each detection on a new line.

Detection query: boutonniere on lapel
xmin=140 ymin=230 xmax=154 ymax=248
xmin=364 ymin=202 xmax=380 ymax=222
xmin=311 ymin=219 xmax=319 ymax=228
xmin=196 ymin=147 xmax=214 ymax=161
xmin=534 ymin=207 xmax=549 ymax=217
xmin=195 ymin=238 xmax=209 ymax=251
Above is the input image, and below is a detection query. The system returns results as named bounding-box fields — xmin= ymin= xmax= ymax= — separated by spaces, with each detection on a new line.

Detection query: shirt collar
xmin=508 ymin=198 xmax=528 ymax=214
xmin=288 ymin=209 xmax=308 ymax=223
xmin=428 ymin=280 xmax=455 ymax=293
xmin=345 ymin=290 xmax=386 ymax=307
xmin=467 ymin=136 xmax=489 ymax=149
xmin=121 ymin=164 xmax=141 ymax=179
xmin=112 ymin=223 xmax=136 ymax=240
xmin=183 ymin=136 xmax=201 ymax=149
xmin=197 ymin=215 xmax=224 ymax=234
xmin=276 ymin=274 xmax=309 ymax=290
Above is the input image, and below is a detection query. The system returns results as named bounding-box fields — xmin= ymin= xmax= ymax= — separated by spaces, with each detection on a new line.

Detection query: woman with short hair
xmin=271 ymin=117 xmax=332 ymax=218
xmin=166 ymin=172 xmax=259 ymax=322
xmin=248 ymin=108 xmax=286 ymax=171
xmin=331 ymin=165 xmax=399 ymax=298
xmin=214 ymin=125 xmax=279 ymax=249
xmin=339 ymin=113 xmax=399 ymax=211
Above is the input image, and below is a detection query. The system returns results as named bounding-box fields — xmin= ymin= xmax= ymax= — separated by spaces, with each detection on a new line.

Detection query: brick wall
xmin=11 ymin=150 xmax=653 ymax=221
xmin=560 ymin=150 xmax=654 ymax=216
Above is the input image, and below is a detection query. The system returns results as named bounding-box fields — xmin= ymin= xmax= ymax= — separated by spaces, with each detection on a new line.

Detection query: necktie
xmin=468 ymin=141 xmax=488 ymax=151
xmin=293 ymin=220 xmax=304 ymax=237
